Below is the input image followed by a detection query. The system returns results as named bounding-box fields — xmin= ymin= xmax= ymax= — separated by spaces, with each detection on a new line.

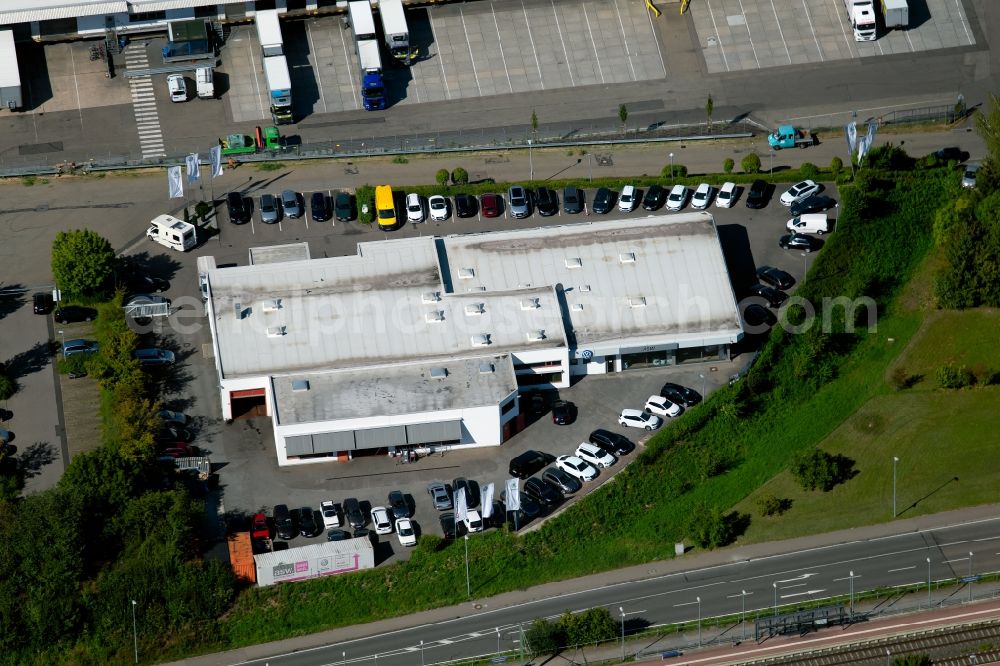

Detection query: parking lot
xmin=226 ymin=0 xmax=666 ymax=122
xmin=693 ymin=0 xmax=975 ymax=73
xmin=131 ymin=174 xmax=832 ymax=563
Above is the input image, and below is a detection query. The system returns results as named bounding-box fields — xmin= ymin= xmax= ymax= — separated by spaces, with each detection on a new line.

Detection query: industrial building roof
xmin=207 ymin=237 xmax=568 ymax=379
xmin=249 ymin=242 xmax=311 ymax=265
xmin=440 ymin=213 xmax=742 ymax=352
xmin=0 ymin=0 xmax=128 ymax=24
xmin=271 ymin=355 xmax=518 ymax=425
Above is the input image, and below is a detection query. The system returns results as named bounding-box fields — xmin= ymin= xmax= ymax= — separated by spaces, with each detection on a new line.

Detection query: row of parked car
xmin=266 ymin=490 xmax=420 ymax=548
xmin=226 ymin=190 xmax=355 ymax=225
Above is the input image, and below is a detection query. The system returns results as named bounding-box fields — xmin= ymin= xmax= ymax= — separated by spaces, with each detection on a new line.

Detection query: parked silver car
xmin=260 ymin=193 xmax=280 ymax=224
xmin=280 ymin=190 xmax=302 ymax=218
xmin=508 ymin=185 xmax=531 ymax=219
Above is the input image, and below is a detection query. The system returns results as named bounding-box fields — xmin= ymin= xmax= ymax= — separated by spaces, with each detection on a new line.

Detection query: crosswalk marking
xmin=123 ymin=43 xmax=166 ymax=159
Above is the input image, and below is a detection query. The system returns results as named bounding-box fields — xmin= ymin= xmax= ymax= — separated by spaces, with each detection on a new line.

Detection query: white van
xmin=196 ymin=67 xmax=214 ymax=99
xmin=147 ymin=214 xmax=197 ymax=252
xmin=167 ymin=74 xmax=187 ymax=102
xmin=785 ymin=212 xmax=830 ymax=235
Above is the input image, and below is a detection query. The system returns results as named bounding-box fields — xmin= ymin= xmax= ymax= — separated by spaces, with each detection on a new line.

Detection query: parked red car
xmin=480 ymin=193 xmax=502 ymax=218
xmin=251 ymin=512 xmax=270 ymax=541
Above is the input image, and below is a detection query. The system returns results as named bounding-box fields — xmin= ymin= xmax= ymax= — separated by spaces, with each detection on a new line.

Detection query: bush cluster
xmin=935 ymin=363 xmax=976 ymax=389
xmin=525 ymin=608 xmax=617 ymax=655
xmin=356 ymin=184 xmax=375 ymax=224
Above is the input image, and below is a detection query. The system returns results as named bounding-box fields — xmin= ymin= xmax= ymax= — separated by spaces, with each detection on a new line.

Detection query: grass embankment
xmin=204 ymin=166 xmax=957 ymax=653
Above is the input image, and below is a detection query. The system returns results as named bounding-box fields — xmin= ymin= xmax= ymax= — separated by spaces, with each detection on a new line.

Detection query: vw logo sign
xmin=581 ymin=350 xmax=594 ymax=361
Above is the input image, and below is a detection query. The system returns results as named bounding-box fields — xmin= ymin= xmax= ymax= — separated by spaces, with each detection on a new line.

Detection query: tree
xmin=892 ymin=655 xmax=931 ymax=666
xmin=451 ymin=167 xmax=469 ymax=185
xmin=530 ymin=109 xmax=538 ymax=134
xmin=618 ymin=104 xmax=628 ymax=134
xmin=0 ymin=372 xmax=14 ymax=401
xmin=974 ymin=93 xmax=1000 ymax=158
xmin=791 ymin=449 xmax=839 ymax=491
xmin=51 ymin=230 xmax=116 ymax=298
xmin=705 ymin=95 xmax=714 ymax=129
xmin=723 ymin=158 xmax=734 ymax=174
xmin=435 ymin=169 xmax=449 ymax=187
xmin=830 ymin=156 xmax=844 ymax=178
xmin=686 ymin=502 xmax=732 ymax=548
xmin=525 ymin=618 xmax=563 ymax=656
xmin=741 ymin=153 xmax=761 ymax=174
xmin=557 ymin=607 xmax=617 ymax=645
xmin=799 ymin=162 xmax=819 ymax=179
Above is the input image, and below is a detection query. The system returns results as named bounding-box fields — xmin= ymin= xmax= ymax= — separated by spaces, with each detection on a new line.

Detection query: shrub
xmin=686 ymin=502 xmax=736 ymax=548
xmin=723 ymin=158 xmax=734 ymax=174
xmin=892 ymin=655 xmax=931 ymax=666
xmin=799 ymin=162 xmax=819 ymax=179
xmin=557 ymin=607 xmax=617 ymax=645
xmin=525 ymin=618 xmax=564 ymax=656
xmin=435 ymin=169 xmax=449 ymax=186
xmin=391 ymin=156 xmax=409 ymax=164
xmin=451 ymin=167 xmax=469 ymax=185
xmin=755 ymin=493 xmax=790 ymax=517
xmin=830 ymin=156 xmax=843 ymax=178
xmin=935 ymin=363 xmax=975 ymax=389
xmin=0 ymin=373 xmax=14 ymax=401
xmin=660 ymin=163 xmax=688 ymax=179
xmin=356 ymin=185 xmax=375 ymax=224
xmin=791 ymin=449 xmax=853 ymax=492
xmin=741 ymin=153 xmax=761 ymax=174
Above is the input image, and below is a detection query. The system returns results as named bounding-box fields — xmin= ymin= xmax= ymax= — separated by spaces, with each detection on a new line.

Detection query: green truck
xmin=219 ymin=126 xmax=283 ymax=156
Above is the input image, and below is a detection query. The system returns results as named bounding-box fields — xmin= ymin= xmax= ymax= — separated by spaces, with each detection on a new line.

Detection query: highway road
xmin=235 ymin=516 xmax=1000 ymax=666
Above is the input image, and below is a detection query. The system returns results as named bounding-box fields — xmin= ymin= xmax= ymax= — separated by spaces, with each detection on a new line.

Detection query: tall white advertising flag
xmin=504 ymin=478 xmax=520 ymax=511
xmin=454 ymin=487 xmax=468 ymax=525
xmin=185 ymin=153 xmax=200 ymax=184
xmin=845 ymin=121 xmax=858 ymax=154
xmin=209 ymin=145 xmax=223 ymax=177
xmin=481 ymin=483 xmax=495 ymax=519
xmin=865 ymin=121 xmax=877 ymax=152
xmin=167 ymin=166 xmax=183 ymax=199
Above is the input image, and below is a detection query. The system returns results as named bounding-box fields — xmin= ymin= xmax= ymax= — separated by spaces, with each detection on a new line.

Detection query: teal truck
xmin=768 ymin=125 xmax=815 ymax=150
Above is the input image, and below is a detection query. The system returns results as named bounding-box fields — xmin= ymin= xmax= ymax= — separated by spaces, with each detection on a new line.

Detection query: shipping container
xmin=227 ymin=532 xmax=257 ymax=583
xmin=0 ymin=30 xmax=22 ymax=110
xmin=253 ymin=537 xmax=374 ymax=587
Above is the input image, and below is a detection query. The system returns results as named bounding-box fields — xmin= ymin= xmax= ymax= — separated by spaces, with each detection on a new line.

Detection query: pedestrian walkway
xmin=123 ymin=44 xmax=165 ymax=159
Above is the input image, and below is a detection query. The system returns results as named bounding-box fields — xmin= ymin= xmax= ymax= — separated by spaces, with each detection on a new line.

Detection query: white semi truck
xmin=0 ymin=30 xmax=22 ymax=110
xmin=255 ymin=9 xmax=284 ymax=58
xmin=845 ymin=0 xmax=877 ymax=41
xmin=379 ymin=0 xmax=414 ymax=64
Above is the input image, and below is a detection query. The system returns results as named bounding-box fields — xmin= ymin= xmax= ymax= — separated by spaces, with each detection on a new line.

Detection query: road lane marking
xmin=780 ymin=589 xmax=825 ymax=598
xmin=775 ymin=573 xmax=817 ymax=583
xmin=673 ymin=600 xmax=700 ymax=607
xmin=888 ymin=566 xmax=916 ymax=572
xmin=942 ymin=557 xmax=970 ymax=563
xmin=954 ymin=0 xmax=973 ymax=44
xmin=779 ymin=583 xmax=806 ymax=589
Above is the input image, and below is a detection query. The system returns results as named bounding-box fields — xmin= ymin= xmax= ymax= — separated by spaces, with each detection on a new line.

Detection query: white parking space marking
xmin=427 ymin=12 xmax=452 ymax=100
xmin=613 ymin=0 xmax=638 ymax=80
xmin=305 ymin=22 xmax=329 ymax=114
xmin=583 ymin=4 xmax=606 ymax=84
xmin=643 ymin=0 xmax=667 ymax=77
xmin=768 ymin=0 xmax=792 ymax=64
xmin=459 ymin=7 xmax=484 ymax=96
xmin=704 ymin=0 xmax=731 ymax=72
xmin=800 ymin=0 xmax=824 ymax=61
xmin=332 ymin=24 xmax=361 ymax=110
xmin=490 ymin=5 xmax=513 ymax=94
xmin=245 ymin=34 xmax=268 ymax=120
xmin=829 ymin=0 xmax=857 ymax=56
xmin=520 ymin=0 xmax=545 ymax=90
xmin=954 ymin=0 xmax=973 ymax=44
xmin=735 ymin=0 xmax=761 ymax=68
xmin=550 ymin=0 xmax=576 ymax=87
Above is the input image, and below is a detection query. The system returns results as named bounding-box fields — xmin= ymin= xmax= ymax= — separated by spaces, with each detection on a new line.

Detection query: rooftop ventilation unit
xmin=619 ymin=252 xmax=636 ymax=264
xmin=291 ymin=379 xmax=310 ymax=392
xmin=464 ymin=303 xmax=485 ymax=316
xmin=471 ymin=333 xmax=491 ymax=347
xmin=266 ymin=325 xmax=287 ymax=337
xmin=579 ymin=285 xmax=591 ymax=293
xmin=520 ymin=297 xmax=540 ymax=310
xmin=479 ymin=362 xmax=495 ymax=374
xmin=565 ymin=257 xmax=583 ymax=269
xmin=262 ymin=298 xmax=282 ymax=313
xmin=234 ymin=302 xmax=243 ymax=319
xmin=425 ymin=310 xmax=445 ymax=323
xmin=458 ymin=267 xmax=475 ymax=280
xmin=627 ymin=296 xmax=647 ymax=308
xmin=526 ymin=329 xmax=546 ymax=341
xmin=421 ymin=291 xmax=441 ymax=304
xmin=467 ymin=286 xmax=487 ymax=292
xmin=571 ymin=303 xmax=584 ymax=311
xmin=430 ymin=367 xmax=448 ymax=379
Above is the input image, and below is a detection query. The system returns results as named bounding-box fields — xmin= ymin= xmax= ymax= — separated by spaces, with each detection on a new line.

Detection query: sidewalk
xmin=163 ymin=503 xmax=1000 ymax=666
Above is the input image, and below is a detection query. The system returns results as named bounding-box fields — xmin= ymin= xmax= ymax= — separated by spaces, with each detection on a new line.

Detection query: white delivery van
xmin=785 ymin=213 xmax=830 ymax=235
xmin=196 ymin=67 xmax=214 ymax=99
xmin=147 ymin=214 xmax=197 ymax=251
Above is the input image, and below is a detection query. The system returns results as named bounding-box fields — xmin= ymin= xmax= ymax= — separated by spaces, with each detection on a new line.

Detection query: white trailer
xmin=379 ymin=0 xmax=413 ymax=64
xmin=348 ymin=0 xmax=378 ymax=41
xmin=255 ymin=9 xmax=284 ymax=58
xmin=147 ymin=214 xmax=197 ymax=252
xmin=0 ymin=31 xmax=22 ymax=110
xmin=882 ymin=0 xmax=909 ymax=28
xmin=253 ymin=537 xmax=375 ymax=587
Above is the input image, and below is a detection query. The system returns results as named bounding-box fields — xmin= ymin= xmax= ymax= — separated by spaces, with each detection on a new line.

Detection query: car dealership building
xmin=202 ymin=213 xmax=744 ymax=466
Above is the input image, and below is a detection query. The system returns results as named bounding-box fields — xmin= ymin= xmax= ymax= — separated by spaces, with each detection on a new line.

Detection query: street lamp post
xmin=696 ymin=596 xmax=702 ymax=647
xmin=969 ymin=552 xmax=974 ymax=602
xmin=927 ymin=557 xmax=932 ymax=607
xmin=669 ymin=152 xmax=675 ymax=179
xmin=619 ymin=606 xmax=625 ymax=662
xmin=773 ymin=582 xmax=778 ymax=616
xmin=131 ymin=599 xmax=138 ymax=664
xmin=420 ymin=640 xmax=424 ymax=666
xmin=699 ymin=373 xmax=706 ymax=398
xmin=496 ymin=627 xmax=501 ymax=656
xmin=848 ymin=571 xmax=858 ymax=616
xmin=528 ymin=139 xmax=533 ymax=181
xmin=893 ymin=456 xmax=899 ymax=517
xmin=342 ymin=651 xmax=346 ymax=666
xmin=801 ymin=251 xmax=809 ymax=282
xmin=464 ymin=534 xmax=470 ymax=598
xmin=739 ymin=589 xmax=749 ymax=641
xmin=58 ymin=329 xmax=65 ymax=349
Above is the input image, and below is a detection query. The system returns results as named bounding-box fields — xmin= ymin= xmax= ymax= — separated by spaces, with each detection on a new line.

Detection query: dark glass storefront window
xmin=621 ymin=349 xmax=675 ymax=370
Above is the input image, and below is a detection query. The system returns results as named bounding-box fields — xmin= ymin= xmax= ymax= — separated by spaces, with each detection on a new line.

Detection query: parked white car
xmin=618 ymin=184 xmax=638 ymax=212
xmin=395 ymin=518 xmax=417 ymax=546
xmin=644 ymin=395 xmax=683 ymax=418
xmin=371 ymin=506 xmax=393 ymax=534
xmin=575 ymin=442 xmax=616 ymax=468
xmin=716 ymin=182 xmax=737 ymax=208
xmin=463 ymin=509 xmax=484 ymax=533
xmin=691 ymin=183 xmax=713 ymax=209
xmin=779 ymin=180 xmax=820 ymax=206
xmin=556 ymin=454 xmax=599 ymax=482
xmin=429 ymin=195 xmax=450 ymax=221
xmin=406 ymin=193 xmax=425 ymax=223
xmin=666 ymin=184 xmax=689 ymax=211
xmin=321 ymin=500 xmax=341 ymax=529
xmin=619 ymin=408 xmax=663 ymax=430
xmin=167 ymin=74 xmax=187 ymax=102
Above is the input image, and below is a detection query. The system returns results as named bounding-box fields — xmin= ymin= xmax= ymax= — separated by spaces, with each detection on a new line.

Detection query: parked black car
xmin=502 ymin=491 xmax=542 ymax=527
xmin=509 ymin=450 xmax=555 ymax=479
xmin=779 ymin=233 xmax=816 ymax=252
xmin=563 ymin=186 xmax=583 ymax=214
xmin=744 ymin=303 xmax=777 ymax=327
xmin=592 ymin=187 xmax=613 ymax=214
xmin=535 ymin=187 xmax=558 ymax=217
xmin=326 ymin=528 xmax=351 ymax=541
xmin=756 ymin=265 xmax=795 ymax=290
xmin=227 ymin=191 xmax=251 ymax=224
xmin=334 ymin=191 xmax=353 ymax=221
xmin=745 ymin=180 xmax=769 ymax=209
xmin=542 ymin=466 xmax=582 ymax=495
xmin=455 ymin=193 xmax=478 ymax=218
xmin=388 ymin=490 xmax=410 ymax=519
xmin=53 ymin=305 xmax=98 ymax=323
xmin=33 ymin=292 xmax=54 ymax=314
xmin=299 ymin=507 xmax=321 ymax=538
xmin=451 ymin=477 xmax=480 ymax=508
xmin=551 ymin=400 xmax=576 ymax=425
xmin=524 ymin=477 xmax=561 ymax=506
xmin=642 ymin=184 xmax=666 ymax=210
xmin=659 ymin=383 xmax=702 ymax=407
xmin=589 ymin=429 xmax=636 ymax=456
xmin=310 ymin=192 xmax=331 ymax=221
xmin=749 ymin=283 xmax=788 ymax=308
xmin=123 ymin=273 xmax=170 ymax=294
xmin=790 ymin=195 xmax=837 ymax=216
xmin=439 ymin=512 xmax=456 ymax=539
xmin=274 ymin=504 xmax=295 ymax=540
xmin=343 ymin=497 xmax=365 ymax=529
xmin=934 ymin=146 xmax=968 ymax=163
xmin=353 ymin=527 xmax=377 ymax=546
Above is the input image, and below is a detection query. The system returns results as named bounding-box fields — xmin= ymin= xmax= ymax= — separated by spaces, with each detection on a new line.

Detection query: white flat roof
xmin=272 ymin=355 xmax=517 ymax=425
xmin=0 ymin=0 xmax=127 ymax=23
xmin=249 ymin=242 xmax=310 ymax=265
xmin=208 ymin=238 xmax=567 ymax=380
xmin=440 ymin=213 xmax=742 ymax=350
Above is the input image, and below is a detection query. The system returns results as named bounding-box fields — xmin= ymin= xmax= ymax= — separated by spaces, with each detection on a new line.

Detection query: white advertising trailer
xmin=253 ymin=537 xmax=375 ymax=587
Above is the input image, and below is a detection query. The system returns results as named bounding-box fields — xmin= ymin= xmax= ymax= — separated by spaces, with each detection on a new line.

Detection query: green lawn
xmin=736 ymin=308 xmax=1000 ymax=543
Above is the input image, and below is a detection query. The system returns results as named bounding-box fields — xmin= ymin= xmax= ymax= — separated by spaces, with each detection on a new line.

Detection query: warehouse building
xmin=202 ymin=213 xmax=743 ymax=466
